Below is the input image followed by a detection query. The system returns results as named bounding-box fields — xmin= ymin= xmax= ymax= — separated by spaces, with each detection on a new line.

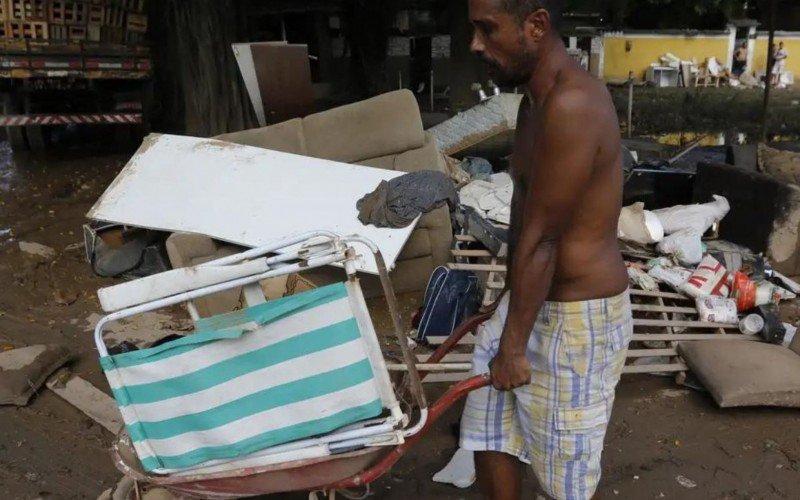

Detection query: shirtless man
xmin=459 ymin=1 xmax=631 ymax=499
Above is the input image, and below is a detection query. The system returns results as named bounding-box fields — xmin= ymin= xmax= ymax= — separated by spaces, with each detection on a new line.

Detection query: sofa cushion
xmin=402 ymin=229 xmax=432 ymax=260
xmin=678 ymin=340 xmax=800 ymax=408
xmin=303 ymin=90 xmax=425 ymax=163
xmin=215 ymin=118 xmax=306 ymax=155
xmin=392 ymin=132 xmax=448 ymax=174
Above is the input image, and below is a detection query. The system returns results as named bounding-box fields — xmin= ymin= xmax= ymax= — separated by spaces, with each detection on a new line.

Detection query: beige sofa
xmin=168 ymin=90 xmax=452 ymax=302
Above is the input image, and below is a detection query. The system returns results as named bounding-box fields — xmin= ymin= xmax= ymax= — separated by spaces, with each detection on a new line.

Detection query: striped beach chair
xmin=93 ymin=232 xmax=422 ymax=476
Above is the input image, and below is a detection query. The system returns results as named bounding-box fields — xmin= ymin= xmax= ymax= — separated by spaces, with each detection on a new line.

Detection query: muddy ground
xmin=1 ymin=142 xmax=800 ymax=500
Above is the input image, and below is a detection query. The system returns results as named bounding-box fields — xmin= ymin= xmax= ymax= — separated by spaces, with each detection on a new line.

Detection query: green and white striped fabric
xmin=100 ymin=283 xmax=384 ymax=474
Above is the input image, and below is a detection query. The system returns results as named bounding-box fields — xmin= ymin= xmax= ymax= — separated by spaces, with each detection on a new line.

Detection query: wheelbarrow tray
xmin=112 ymin=430 xmax=389 ymax=499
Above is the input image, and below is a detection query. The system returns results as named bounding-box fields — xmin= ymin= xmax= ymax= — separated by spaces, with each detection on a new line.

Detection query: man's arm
xmin=489 ymin=90 xmax=600 ymax=390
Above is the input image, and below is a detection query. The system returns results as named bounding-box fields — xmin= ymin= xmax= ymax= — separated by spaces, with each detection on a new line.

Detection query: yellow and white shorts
xmin=460 ymin=291 xmax=632 ymax=500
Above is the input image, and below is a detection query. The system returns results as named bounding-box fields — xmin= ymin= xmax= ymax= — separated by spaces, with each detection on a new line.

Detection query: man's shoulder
xmin=544 ymin=73 xmax=610 ymax=121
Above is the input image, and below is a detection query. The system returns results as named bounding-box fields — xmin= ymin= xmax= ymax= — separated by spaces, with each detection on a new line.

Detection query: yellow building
xmin=594 ymin=27 xmax=800 ymax=84
xmin=601 ymin=30 xmax=733 ymax=82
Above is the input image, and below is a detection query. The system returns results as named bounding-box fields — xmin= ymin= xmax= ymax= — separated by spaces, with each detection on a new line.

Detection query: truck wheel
xmin=6 ymin=126 xmax=29 ymax=151
xmin=3 ymin=93 xmax=29 ymax=151
xmin=26 ymin=125 xmax=47 ymax=152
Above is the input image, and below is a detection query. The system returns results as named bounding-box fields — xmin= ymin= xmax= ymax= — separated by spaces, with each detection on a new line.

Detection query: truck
xmin=0 ymin=0 xmax=152 ymax=151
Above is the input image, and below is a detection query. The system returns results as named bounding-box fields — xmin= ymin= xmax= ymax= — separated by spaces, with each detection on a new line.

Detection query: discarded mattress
xmin=678 ymin=340 xmax=800 ymax=408
xmin=87 ymin=134 xmax=419 ymax=275
xmin=429 ymin=93 xmax=523 ymax=156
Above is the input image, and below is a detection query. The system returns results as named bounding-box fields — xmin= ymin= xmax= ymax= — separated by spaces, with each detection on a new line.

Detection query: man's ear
xmin=523 ymin=8 xmax=550 ymax=42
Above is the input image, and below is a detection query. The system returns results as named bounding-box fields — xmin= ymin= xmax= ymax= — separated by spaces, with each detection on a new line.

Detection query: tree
xmin=606 ymin=0 xmax=748 ymax=30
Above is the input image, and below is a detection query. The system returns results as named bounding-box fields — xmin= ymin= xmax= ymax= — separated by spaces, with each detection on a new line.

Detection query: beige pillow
xmin=0 ymin=344 xmax=71 ymax=406
xmin=758 ymin=144 xmax=800 ymax=185
xmin=678 ymin=340 xmax=800 ymax=408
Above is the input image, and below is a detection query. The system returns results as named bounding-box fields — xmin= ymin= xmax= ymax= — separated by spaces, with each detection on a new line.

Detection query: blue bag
xmin=416 ymin=266 xmax=480 ymax=343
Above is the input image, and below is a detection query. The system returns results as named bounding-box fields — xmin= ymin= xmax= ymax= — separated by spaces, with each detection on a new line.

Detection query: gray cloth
xmin=357 ymin=171 xmax=458 ymax=228
xmin=461 ymin=156 xmax=493 ymax=181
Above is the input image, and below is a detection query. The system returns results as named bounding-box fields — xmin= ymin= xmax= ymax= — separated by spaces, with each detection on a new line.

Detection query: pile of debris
xmin=619 ymin=194 xmax=800 ymax=407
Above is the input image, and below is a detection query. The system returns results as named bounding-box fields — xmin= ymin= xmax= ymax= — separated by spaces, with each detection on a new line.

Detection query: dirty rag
xmin=459 ymin=172 xmax=514 ymax=224
xmin=356 ymin=171 xmax=457 ymax=228
xmin=618 ymin=202 xmax=664 ymax=245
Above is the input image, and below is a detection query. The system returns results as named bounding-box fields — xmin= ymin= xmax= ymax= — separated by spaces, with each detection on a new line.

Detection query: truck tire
xmin=3 ymin=93 xmax=29 ymax=151
xmin=6 ymin=126 xmax=29 ymax=151
xmin=22 ymin=93 xmax=49 ymax=152
xmin=26 ymin=125 xmax=47 ymax=152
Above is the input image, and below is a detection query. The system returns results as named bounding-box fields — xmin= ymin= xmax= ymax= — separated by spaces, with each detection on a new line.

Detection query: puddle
xmin=646 ymin=131 xmax=800 ymax=147
xmin=0 ymin=141 xmax=16 ymax=193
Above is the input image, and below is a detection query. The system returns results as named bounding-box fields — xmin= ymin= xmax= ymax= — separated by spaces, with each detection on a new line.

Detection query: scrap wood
xmin=623 ymin=363 xmax=687 ymax=374
xmin=46 ymin=368 xmax=123 ymax=435
xmin=631 ymin=304 xmax=697 ymax=314
xmin=630 ymin=289 xmax=690 ymax=300
xmin=632 ymin=334 xmax=758 ymax=341
xmin=634 ymin=319 xmax=738 ymax=329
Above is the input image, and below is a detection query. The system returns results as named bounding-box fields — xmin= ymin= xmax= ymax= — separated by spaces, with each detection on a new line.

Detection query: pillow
xmin=0 ymin=344 xmax=72 ymax=406
xmin=678 ymin=340 xmax=800 ymax=408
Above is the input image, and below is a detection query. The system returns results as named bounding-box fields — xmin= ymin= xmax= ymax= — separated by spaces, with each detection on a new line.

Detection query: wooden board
xmin=447 ymin=263 xmax=507 ymax=272
xmin=451 ymin=249 xmax=492 ymax=257
xmin=629 ymin=289 xmax=690 ymax=300
xmin=632 ymin=334 xmax=758 ymax=341
xmin=630 ymin=304 xmax=697 ymax=314
xmin=46 ymin=371 xmax=123 ymax=434
xmin=633 ymin=319 xmax=738 ymax=329
xmin=87 ymin=134 xmax=418 ymax=275
xmin=623 ymin=363 xmax=687 ymax=374
xmin=232 ymin=42 xmax=271 ymax=127
xmin=251 ymin=43 xmax=314 ymax=125
xmin=626 ymin=348 xmax=678 ymax=358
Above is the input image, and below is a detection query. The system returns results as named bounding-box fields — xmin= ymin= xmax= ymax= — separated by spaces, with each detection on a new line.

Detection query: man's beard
xmin=480 ymin=52 xmax=534 ymax=88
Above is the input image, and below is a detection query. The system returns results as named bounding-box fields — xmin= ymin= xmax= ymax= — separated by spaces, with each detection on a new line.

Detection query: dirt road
xmin=1 ymin=143 xmax=799 ymax=499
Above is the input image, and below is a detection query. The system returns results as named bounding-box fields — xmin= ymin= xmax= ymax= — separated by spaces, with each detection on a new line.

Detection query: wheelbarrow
xmin=93 ymin=231 xmax=491 ymax=499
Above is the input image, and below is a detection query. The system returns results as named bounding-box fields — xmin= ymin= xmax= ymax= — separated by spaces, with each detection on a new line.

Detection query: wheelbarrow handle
xmin=419 ymin=312 xmax=492 ymax=381
xmin=324 ymin=374 xmax=489 ymax=490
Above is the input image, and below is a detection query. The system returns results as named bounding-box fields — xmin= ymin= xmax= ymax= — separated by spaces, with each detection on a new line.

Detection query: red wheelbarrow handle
xmin=419 ymin=311 xmax=493 ymax=381
xmin=325 ymin=373 xmax=490 ymax=490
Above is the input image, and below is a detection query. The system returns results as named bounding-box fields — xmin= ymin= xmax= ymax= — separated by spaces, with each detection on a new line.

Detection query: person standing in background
xmin=733 ymin=42 xmax=748 ymax=78
xmin=772 ymin=41 xmax=789 ymax=86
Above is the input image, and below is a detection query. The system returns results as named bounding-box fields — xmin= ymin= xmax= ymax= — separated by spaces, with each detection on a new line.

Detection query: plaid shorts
xmin=460 ymin=291 xmax=632 ymax=500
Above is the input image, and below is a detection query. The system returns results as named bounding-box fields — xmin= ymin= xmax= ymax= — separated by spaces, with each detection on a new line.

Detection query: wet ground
xmin=1 ymin=141 xmax=800 ymax=499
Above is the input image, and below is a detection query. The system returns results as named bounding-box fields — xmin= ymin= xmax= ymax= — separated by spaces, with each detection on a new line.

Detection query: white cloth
xmin=459 ymin=173 xmax=514 ymax=224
